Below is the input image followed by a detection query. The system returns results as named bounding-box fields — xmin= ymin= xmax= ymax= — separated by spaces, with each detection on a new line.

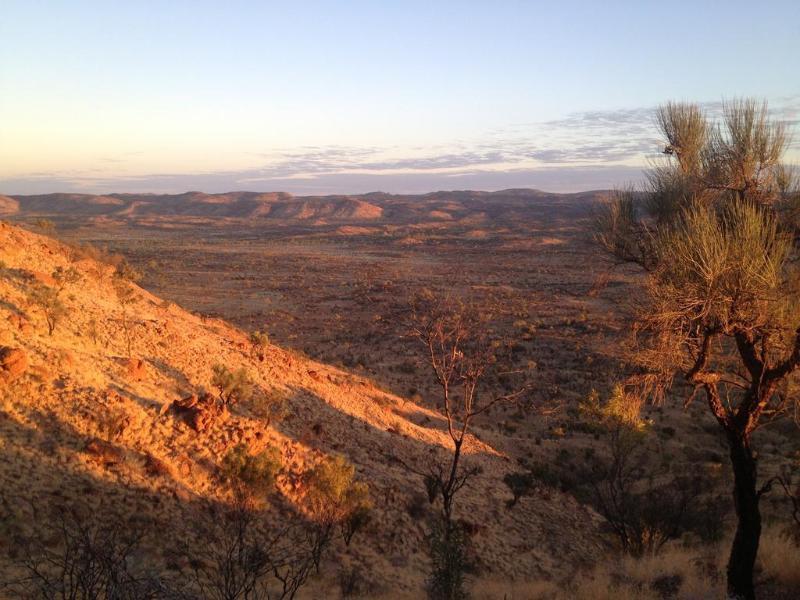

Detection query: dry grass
xmin=758 ymin=526 xmax=800 ymax=589
xmin=473 ymin=544 xmax=724 ymax=600
xmin=473 ymin=532 xmax=800 ymax=600
xmin=472 ymin=578 xmax=561 ymax=599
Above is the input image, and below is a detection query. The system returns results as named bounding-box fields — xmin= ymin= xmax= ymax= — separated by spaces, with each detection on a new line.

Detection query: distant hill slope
xmin=0 ymin=195 xmax=19 ymax=216
xmin=5 ymin=189 xmax=604 ymax=226
xmin=0 ymin=222 xmax=601 ymax=594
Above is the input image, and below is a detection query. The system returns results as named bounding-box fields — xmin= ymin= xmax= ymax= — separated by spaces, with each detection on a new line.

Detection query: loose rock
xmin=0 ymin=346 xmax=28 ymax=384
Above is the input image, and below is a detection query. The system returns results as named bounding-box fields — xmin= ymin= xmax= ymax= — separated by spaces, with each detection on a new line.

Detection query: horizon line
xmin=3 ymin=186 xmax=613 ymax=198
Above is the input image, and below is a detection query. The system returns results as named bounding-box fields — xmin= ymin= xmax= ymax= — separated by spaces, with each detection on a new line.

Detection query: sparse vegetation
xmin=220 ymin=443 xmax=282 ymax=500
xmin=211 ymin=364 xmax=254 ymax=406
xmin=114 ymin=256 xmax=143 ymax=283
xmin=303 ymin=454 xmax=372 ymax=550
xmin=52 ymin=265 xmax=80 ymax=293
xmin=188 ymin=446 xmax=337 ymax=599
xmin=575 ymin=424 xmax=718 ymax=556
xmin=26 ymin=284 xmax=67 ymax=335
xmin=503 ymin=471 xmax=536 ymax=508
xmin=249 ymin=329 xmax=270 ymax=361
xmin=181 ymin=498 xmax=322 ymax=600
xmin=24 ymin=266 xmax=80 ymax=335
xmin=12 ymin=509 xmax=161 ymax=599
xmin=87 ymin=317 xmax=100 ymax=345
xmin=113 ymin=278 xmax=138 ymax=358
xmin=249 ymin=387 xmax=289 ymax=426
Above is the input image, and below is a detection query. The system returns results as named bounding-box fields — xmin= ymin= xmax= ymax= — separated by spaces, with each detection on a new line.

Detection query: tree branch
xmin=766 ymin=327 xmax=800 ymax=382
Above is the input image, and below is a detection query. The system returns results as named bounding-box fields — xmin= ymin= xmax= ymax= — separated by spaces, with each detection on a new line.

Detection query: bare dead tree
xmin=407 ymin=291 xmax=531 ymax=523
xmin=762 ymin=468 xmax=800 ymax=535
xmin=268 ymin=525 xmax=323 ymax=600
xmin=396 ymin=291 xmax=532 ymax=599
xmin=778 ymin=476 xmax=800 ymax=532
xmin=12 ymin=507 xmax=165 ymax=600
xmin=181 ymin=498 xmax=322 ymax=600
xmin=579 ymin=425 xmax=710 ymax=557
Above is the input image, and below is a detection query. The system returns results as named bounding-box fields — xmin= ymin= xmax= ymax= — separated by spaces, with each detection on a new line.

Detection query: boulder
xmin=0 ymin=347 xmax=28 ymax=384
xmin=170 ymin=393 xmax=225 ymax=433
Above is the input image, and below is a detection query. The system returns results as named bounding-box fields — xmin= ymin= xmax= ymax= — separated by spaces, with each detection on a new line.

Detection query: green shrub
xmin=220 ymin=443 xmax=281 ymax=498
xmin=26 ymin=285 xmax=66 ymax=335
xmin=304 ymin=455 xmax=372 ymax=543
xmin=249 ymin=330 xmax=269 ymax=361
xmin=250 ymin=387 xmax=288 ymax=425
xmin=578 ymin=385 xmax=648 ymax=431
xmin=528 ymin=461 xmax=577 ymax=492
xmin=52 ymin=266 xmax=80 ymax=292
xmin=407 ymin=493 xmax=429 ymax=521
xmin=211 ymin=364 xmax=254 ymax=405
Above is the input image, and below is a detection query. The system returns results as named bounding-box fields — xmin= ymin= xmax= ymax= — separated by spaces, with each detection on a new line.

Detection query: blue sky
xmin=1 ymin=0 xmax=798 ymax=194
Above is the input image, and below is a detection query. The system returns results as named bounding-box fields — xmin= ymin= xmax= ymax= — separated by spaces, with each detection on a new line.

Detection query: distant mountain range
xmin=0 ymin=189 xmax=605 ymax=226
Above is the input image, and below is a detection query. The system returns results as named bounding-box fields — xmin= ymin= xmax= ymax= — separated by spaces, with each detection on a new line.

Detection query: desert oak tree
xmin=596 ymin=99 xmax=800 ymax=600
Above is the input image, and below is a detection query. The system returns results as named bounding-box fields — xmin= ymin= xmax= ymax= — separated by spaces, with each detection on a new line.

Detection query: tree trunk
xmin=726 ymin=433 xmax=761 ymax=600
xmin=441 ymin=438 xmax=463 ymax=524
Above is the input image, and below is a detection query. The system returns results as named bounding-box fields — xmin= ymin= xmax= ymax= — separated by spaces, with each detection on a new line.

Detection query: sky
xmin=1 ymin=0 xmax=799 ymax=195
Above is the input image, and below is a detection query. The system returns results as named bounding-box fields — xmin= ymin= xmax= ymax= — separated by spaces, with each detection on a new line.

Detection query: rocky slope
xmin=0 ymin=221 xmax=602 ymax=596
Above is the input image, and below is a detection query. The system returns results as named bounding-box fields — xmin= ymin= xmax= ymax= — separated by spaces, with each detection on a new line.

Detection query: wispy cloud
xmin=0 ymin=165 xmax=647 ymax=196
xmin=3 ymin=97 xmax=799 ymax=195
